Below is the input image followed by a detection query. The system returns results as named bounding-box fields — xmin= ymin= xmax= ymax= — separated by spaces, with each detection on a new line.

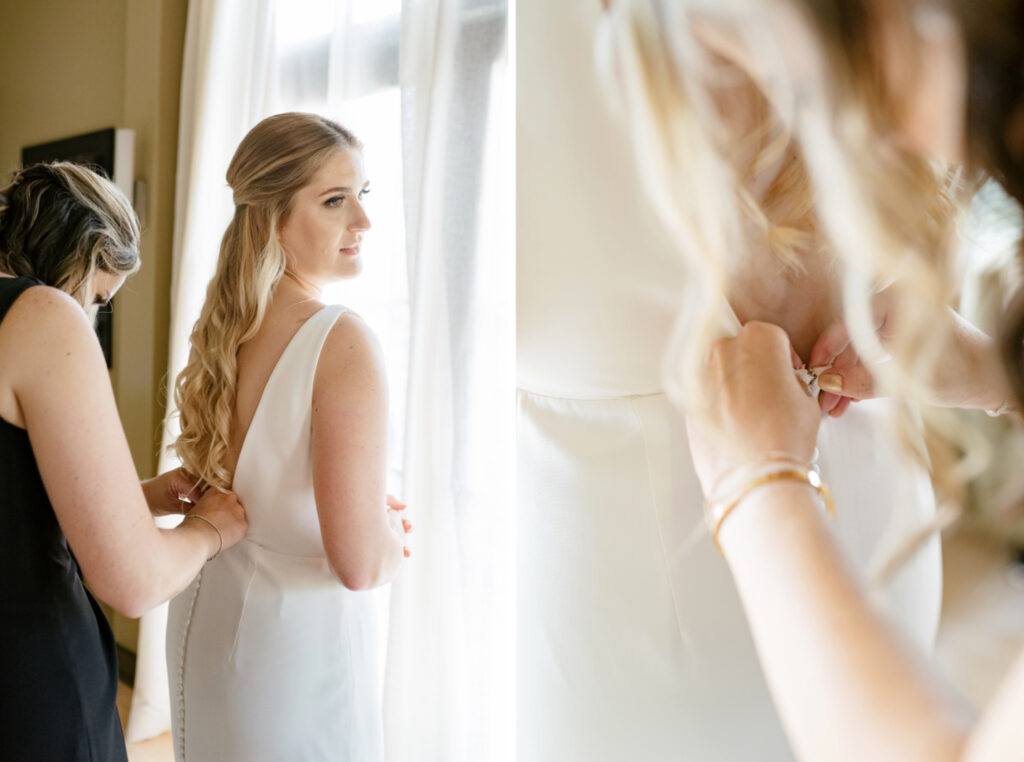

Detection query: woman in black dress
xmin=0 ymin=162 xmax=247 ymax=761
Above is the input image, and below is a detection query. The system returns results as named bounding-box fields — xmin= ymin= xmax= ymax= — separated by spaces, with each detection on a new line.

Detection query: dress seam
xmin=229 ymin=560 xmax=259 ymax=661
xmin=628 ymin=397 xmax=691 ymax=656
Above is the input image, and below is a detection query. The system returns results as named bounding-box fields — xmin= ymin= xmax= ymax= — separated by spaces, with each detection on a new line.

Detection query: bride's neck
xmin=274 ymin=271 xmax=324 ymax=306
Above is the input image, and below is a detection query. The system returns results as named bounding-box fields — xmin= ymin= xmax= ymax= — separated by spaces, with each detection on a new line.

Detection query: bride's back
xmin=222 ymin=290 xmax=347 ymax=556
xmin=226 ymin=294 xmax=326 ymax=479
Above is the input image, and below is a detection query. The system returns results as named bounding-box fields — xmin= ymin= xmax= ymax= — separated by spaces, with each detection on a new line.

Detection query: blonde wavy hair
xmin=601 ymin=0 xmax=973 ymax=506
xmin=0 ymin=162 xmax=140 ymax=312
xmin=174 ymin=113 xmax=361 ymax=491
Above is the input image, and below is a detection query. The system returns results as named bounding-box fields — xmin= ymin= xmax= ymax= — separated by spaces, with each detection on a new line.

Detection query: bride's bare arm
xmin=311 ymin=311 xmax=404 ymax=590
xmin=5 ymin=286 xmax=246 ymax=618
xmin=689 ymin=321 xmax=1024 ymax=761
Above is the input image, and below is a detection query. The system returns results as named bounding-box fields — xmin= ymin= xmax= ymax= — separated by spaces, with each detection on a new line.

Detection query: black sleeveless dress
xmin=0 ymin=277 xmax=127 ymax=761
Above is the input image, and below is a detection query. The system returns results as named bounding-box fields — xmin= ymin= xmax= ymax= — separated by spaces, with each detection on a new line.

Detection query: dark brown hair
xmin=0 ymin=162 xmax=140 ymax=307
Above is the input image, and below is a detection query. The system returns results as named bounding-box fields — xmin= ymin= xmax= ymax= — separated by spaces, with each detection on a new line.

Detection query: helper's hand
xmin=686 ymin=322 xmax=822 ymax=495
xmin=809 ymin=303 xmax=1009 ymax=416
xmin=189 ymin=489 xmax=247 ymax=554
xmin=142 ymin=466 xmax=205 ymax=516
xmin=808 ymin=318 xmax=882 ymax=418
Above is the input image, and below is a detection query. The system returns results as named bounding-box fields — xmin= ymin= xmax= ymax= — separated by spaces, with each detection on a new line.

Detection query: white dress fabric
xmin=167 ymin=305 xmax=383 ymax=762
xmin=517 ymin=4 xmax=942 ymax=761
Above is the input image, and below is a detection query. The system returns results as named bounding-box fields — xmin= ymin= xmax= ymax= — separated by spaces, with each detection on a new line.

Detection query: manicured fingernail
xmin=818 ymin=374 xmax=843 ymax=393
xmin=403 ymin=547 xmax=411 ymax=558
xmin=402 ymin=519 xmax=412 ymax=533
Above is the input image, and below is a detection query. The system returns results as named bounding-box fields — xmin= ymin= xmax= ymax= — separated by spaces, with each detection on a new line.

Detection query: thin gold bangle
xmin=707 ymin=451 xmax=812 ymax=500
xmin=183 ymin=514 xmax=223 ymax=560
xmin=709 ymin=468 xmax=835 ymax=553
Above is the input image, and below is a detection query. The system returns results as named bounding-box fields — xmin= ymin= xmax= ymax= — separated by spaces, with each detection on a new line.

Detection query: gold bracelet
xmin=183 ymin=514 xmax=223 ymax=560
xmin=707 ymin=467 xmax=835 ymax=553
xmin=707 ymin=451 xmax=817 ymax=499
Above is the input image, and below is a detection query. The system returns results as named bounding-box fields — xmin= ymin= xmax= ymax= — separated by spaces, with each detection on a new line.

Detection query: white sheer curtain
xmin=126 ymin=1 xmax=512 ymax=757
xmin=384 ymin=3 xmax=513 ymax=760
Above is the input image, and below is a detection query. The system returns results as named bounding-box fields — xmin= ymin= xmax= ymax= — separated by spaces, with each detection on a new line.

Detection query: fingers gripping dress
xmin=167 ymin=305 xmax=383 ymax=762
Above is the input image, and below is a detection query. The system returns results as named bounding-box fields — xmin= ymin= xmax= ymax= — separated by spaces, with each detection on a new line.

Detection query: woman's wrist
xmin=945 ymin=313 xmax=1011 ymax=412
xmin=968 ymin=351 xmax=1012 ymax=413
xmin=181 ymin=514 xmax=223 ymax=561
xmin=704 ymin=455 xmax=834 ymax=552
xmin=717 ymin=480 xmax=833 ymax=557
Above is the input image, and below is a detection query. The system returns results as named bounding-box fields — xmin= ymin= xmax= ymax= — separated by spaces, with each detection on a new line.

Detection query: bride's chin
xmin=339 ymin=257 xmax=363 ymax=279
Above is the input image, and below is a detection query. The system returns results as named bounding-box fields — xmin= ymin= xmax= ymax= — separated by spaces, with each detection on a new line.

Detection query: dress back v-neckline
xmin=231 ymin=305 xmax=340 ymax=487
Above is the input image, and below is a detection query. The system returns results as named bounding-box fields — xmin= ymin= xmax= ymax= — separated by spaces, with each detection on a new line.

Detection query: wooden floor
xmin=114 ymin=531 xmax=1024 ymax=760
xmin=115 ymin=683 xmax=173 ymax=762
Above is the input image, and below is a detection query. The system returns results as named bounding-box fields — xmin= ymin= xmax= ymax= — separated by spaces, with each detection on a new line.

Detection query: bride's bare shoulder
xmin=313 ymin=310 xmax=386 ymax=399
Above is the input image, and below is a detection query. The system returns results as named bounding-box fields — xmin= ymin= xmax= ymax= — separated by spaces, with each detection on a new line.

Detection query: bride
xmin=167 ymin=112 xmax=410 ymax=761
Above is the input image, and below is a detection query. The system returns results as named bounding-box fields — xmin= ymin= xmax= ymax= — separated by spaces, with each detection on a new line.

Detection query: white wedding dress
xmin=517 ymin=3 xmax=942 ymax=761
xmin=167 ymin=305 xmax=383 ymax=762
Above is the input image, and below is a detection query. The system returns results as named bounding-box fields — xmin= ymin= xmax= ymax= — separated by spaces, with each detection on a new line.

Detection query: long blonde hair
xmin=602 ymin=0 xmax=960 ymax=410
xmin=174 ymin=113 xmax=360 ymax=490
xmin=597 ymin=2 xmax=1007 ymax=578
xmin=0 ymin=162 xmax=140 ymax=311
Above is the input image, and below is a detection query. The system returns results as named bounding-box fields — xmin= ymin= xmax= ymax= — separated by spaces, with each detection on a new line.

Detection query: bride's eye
xmin=324 ymin=196 xmax=345 ymax=208
xmin=358 ymin=188 xmax=370 ymax=200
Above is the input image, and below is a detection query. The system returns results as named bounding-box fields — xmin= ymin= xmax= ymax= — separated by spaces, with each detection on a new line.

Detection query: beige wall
xmin=0 ymin=1 xmax=127 ymax=176
xmin=0 ymin=0 xmax=188 ymax=652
